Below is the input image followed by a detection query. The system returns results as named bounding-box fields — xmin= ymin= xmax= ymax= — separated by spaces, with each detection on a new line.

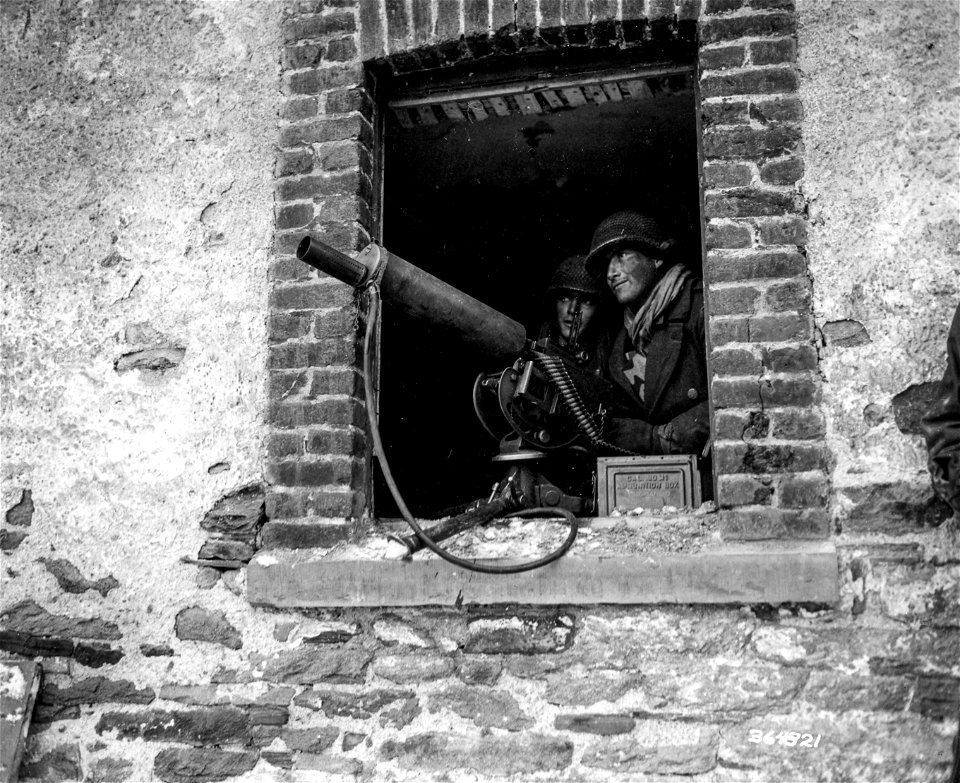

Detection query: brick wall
xmin=265 ymin=0 xmax=828 ymax=542
xmin=696 ymin=1 xmax=828 ymax=541
xmin=265 ymin=5 xmax=375 ymax=545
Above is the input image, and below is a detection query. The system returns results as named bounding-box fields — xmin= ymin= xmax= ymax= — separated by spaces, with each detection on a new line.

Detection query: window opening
xmin=375 ymin=54 xmax=706 ymax=520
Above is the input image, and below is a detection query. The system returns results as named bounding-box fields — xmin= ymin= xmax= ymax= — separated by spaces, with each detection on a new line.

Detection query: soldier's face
xmin=554 ymin=291 xmax=598 ymax=345
xmin=605 ymin=247 xmax=660 ymax=307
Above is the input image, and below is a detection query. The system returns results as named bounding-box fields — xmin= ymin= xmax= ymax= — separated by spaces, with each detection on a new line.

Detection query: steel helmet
xmin=584 ymin=211 xmax=675 ymax=278
xmin=545 ymin=255 xmax=605 ymax=299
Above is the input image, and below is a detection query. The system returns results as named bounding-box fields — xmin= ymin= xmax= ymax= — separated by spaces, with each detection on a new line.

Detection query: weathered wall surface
xmin=0 ymin=1 xmax=958 ymax=782
xmin=800 ymin=0 xmax=960 ymax=525
xmin=1 ymin=0 xmax=278 ymax=777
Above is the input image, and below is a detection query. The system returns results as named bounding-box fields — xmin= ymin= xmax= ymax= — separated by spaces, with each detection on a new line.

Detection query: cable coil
xmin=362 ymin=284 xmax=578 ymax=574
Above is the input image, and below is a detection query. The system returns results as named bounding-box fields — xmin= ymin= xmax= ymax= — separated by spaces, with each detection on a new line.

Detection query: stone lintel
xmin=247 ymin=541 xmax=839 ymax=608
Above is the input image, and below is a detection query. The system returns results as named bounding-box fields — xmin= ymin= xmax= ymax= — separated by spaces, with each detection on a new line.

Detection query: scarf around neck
xmin=624 ymin=264 xmax=692 ymax=352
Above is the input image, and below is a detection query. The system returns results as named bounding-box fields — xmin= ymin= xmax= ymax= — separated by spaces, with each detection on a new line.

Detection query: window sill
xmin=247 ymin=520 xmax=838 ymax=608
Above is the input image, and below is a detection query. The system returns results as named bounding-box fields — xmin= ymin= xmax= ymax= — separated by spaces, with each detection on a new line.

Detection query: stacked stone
xmin=265 ymin=2 xmax=372 ymax=547
xmin=196 ymin=484 xmax=267 ymax=571
xmin=0 ymin=600 xmax=125 ymax=672
xmin=14 ymin=604 xmax=957 ymax=781
xmin=697 ymin=0 xmax=830 ymax=539
xmin=1 ymin=489 xmax=32 ymax=552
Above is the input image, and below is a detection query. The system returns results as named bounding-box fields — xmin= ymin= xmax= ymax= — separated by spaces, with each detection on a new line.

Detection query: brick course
xmin=703 ymin=161 xmax=754 ymax=189
xmin=269 ymin=1 xmax=370 ymax=523
xmin=702 ymin=126 xmax=801 ymax=160
xmin=710 ymin=347 xmax=762 ymax=376
xmin=707 ymin=250 xmax=807 ymax=282
xmin=701 ymin=98 xmax=749 ymax=126
xmin=700 ymin=12 xmax=796 ymax=44
xmin=700 ymin=44 xmax=746 ymax=71
xmin=705 ymin=220 xmax=753 ymax=249
xmin=701 ymin=67 xmax=799 ymax=99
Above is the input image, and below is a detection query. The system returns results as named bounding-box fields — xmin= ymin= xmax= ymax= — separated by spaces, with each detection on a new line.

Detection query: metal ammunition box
xmin=596 ymin=455 xmax=702 ymax=515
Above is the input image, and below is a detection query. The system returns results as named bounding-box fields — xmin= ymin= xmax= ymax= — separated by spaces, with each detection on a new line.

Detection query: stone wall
xmin=0 ymin=1 xmax=957 ymax=782
xmin=1 ymin=0 xmax=280 ymax=777
xmin=3 ymin=598 xmax=956 ymax=781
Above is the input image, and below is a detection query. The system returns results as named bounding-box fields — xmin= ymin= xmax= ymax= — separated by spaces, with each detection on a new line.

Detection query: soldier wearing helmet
xmin=540 ymin=255 xmax=606 ymax=360
xmin=585 ymin=211 xmax=710 ymax=456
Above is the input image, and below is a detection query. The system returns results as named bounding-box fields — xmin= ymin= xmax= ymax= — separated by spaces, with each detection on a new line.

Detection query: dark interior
xmin=376 ymin=63 xmax=702 ymax=518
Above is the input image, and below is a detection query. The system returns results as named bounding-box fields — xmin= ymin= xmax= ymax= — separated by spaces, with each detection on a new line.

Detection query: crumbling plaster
xmin=0 ymin=1 xmax=956 ymax=781
xmin=798 ymin=0 xmax=960 ymax=492
xmin=0 ymin=0 xmax=956 ymax=636
xmin=1 ymin=0 xmax=279 ymax=666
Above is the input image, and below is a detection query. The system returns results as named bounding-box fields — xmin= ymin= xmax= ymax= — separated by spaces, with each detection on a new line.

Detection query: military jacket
xmin=602 ymin=278 xmax=710 ymax=455
xmin=922 ymin=304 xmax=960 ymax=514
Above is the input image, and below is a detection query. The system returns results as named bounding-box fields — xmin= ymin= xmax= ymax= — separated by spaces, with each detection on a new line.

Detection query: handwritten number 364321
xmin=748 ymin=730 xmax=822 ymax=748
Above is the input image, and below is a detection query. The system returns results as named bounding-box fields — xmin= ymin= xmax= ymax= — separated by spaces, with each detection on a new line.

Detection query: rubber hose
xmin=362 ymin=283 xmax=579 ymax=574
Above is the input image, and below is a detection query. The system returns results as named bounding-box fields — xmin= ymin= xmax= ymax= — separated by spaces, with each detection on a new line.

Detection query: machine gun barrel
xmin=297 ymin=237 xmax=527 ymax=361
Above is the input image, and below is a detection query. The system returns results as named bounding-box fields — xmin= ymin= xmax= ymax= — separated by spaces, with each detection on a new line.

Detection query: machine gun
xmin=296 ymin=237 xmax=629 ymax=571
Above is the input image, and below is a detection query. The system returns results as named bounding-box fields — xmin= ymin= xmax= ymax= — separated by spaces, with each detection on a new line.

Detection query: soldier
xmin=540 ymin=254 xmax=606 ymax=360
xmin=920 ymin=302 xmax=960 ymax=783
xmin=584 ymin=211 xmax=710 ymax=455
xmin=922 ymin=303 xmax=960 ymax=518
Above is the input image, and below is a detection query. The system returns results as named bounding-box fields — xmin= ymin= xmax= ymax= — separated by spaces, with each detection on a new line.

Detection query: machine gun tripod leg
xmin=385 ymin=454 xmax=587 ymax=560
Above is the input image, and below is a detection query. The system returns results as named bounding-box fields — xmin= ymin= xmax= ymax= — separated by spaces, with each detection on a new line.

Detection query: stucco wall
xmin=800 ymin=0 xmax=960 ymax=519
xmin=0 ymin=1 xmax=957 ymax=782
xmin=1 ymin=0 xmax=277 ymax=737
